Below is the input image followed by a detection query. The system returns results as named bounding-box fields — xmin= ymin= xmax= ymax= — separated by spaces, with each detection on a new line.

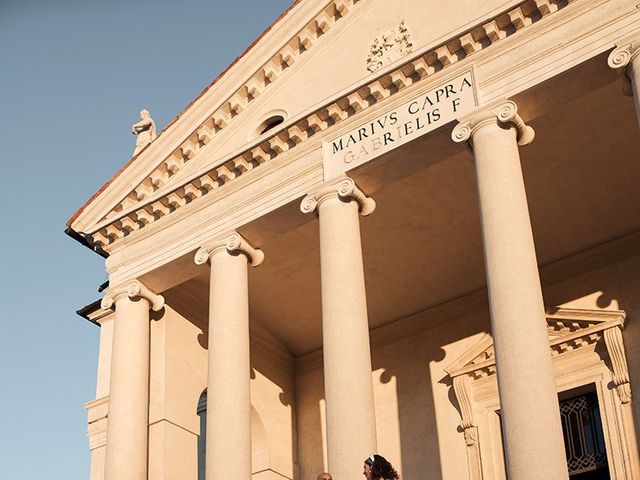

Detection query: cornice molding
xmin=194 ymin=231 xmax=264 ymax=267
xmin=85 ymin=395 xmax=109 ymax=450
xmin=300 ymin=175 xmax=375 ymax=215
xmin=85 ymin=0 xmax=576 ymax=249
xmin=101 ymin=279 xmax=165 ymax=312
xmin=451 ymin=99 xmax=535 ymax=147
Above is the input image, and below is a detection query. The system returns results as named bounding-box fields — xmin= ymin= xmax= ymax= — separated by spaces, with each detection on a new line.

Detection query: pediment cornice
xmin=71 ymin=0 xmax=585 ymax=253
xmin=445 ymin=308 xmax=626 ymax=380
xmin=69 ymin=0 xmax=353 ymax=231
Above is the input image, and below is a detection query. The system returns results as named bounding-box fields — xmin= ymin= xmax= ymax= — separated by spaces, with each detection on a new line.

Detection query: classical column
xmin=101 ymin=280 xmax=165 ymax=480
xmin=301 ymin=177 xmax=377 ymax=480
xmin=194 ymin=232 xmax=264 ymax=480
xmin=609 ymin=36 xmax=640 ymax=128
xmin=452 ymin=101 xmax=568 ymax=480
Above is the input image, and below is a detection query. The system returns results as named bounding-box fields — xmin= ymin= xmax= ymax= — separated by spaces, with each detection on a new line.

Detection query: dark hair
xmin=365 ymin=454 xmax=399 ymax=480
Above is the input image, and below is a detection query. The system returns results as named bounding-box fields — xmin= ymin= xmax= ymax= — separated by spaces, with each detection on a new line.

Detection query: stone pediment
xmin=446 ymin=308 xmax=627 ymax=380
xmin=68 ymin=0 xmax=575 ymax=253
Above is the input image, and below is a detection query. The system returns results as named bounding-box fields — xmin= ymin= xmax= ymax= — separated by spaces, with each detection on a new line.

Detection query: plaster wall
xmin=148 ymin=305 xmax=207 ymax=480
xmin=89 ymin=447 xmax=105 ymax=480
xmin=143 ymin=304 xmax=299 ymax=479
xmin=543 ymin=251 xmax=640 ymax=433
xmin=95 ymin=316 xmax=114 ymax=398
xmin=86 ymin=312 xmax=114 ymax=480
xmin=294 ymin=311 xmax=489 ymax=480
xmin=295 ymin=365 xmax=326 ymax=479
xmin=250 ymin=335 xmax=297 ymax=479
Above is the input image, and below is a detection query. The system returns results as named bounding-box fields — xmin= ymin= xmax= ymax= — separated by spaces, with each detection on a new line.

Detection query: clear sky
xmin=0 ymin=1 xmax=293 ymax=477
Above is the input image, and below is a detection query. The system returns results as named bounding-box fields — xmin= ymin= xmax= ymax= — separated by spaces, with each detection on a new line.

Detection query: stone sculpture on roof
xmin=131 ymin=109 xmax=157 ymax=155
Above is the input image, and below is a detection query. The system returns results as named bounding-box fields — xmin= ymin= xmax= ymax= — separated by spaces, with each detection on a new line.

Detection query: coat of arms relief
xmin=366 ymin=20 xmax=414 ymax=73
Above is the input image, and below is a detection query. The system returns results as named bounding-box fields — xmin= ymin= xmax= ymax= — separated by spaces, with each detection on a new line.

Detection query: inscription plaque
xmin=323 ymin=70 xmax=477 ymax=180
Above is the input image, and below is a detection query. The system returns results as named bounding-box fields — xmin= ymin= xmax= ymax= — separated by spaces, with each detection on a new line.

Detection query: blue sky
xmin=0 ymin=1 xmax=293 ymax=477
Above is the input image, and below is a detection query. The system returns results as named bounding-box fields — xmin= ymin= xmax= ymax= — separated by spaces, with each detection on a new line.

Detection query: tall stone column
xmin=301 ymin=177 xmax=377 ymax=480
xmin=452 ymin=101 xmax=568 ymax=480
xmin=609 ymin=36 xmax=640 ymax=128
xmin=101 ymin=280 xmax=165 ymax=480
xmin=194 ymin=232 xmax=264 ymax=480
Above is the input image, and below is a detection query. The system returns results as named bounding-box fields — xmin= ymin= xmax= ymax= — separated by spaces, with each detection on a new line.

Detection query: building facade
xmin=68 ymin=1 xmax=640 ymax=479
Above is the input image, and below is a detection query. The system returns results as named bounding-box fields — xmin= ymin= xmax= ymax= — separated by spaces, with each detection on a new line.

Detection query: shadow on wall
xmin=368 ymin=242 xmax=640 ymax=479
xmin=541 ymin=249 xmax=640 ymax=441
xmin=193 ymin=321 xmax=298 ymax=479
xmin=374 ymin=311 xmax=489 ymax=480
xmin=195 ymin=391 xmax=270 ymax=480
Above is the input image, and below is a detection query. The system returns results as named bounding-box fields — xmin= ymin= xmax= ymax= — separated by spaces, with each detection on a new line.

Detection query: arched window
xmin=258 ymin=115 xmax=285 ymax=135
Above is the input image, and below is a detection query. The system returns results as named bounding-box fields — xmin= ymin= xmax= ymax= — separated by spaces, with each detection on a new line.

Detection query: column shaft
xmin=206 ymin=251 xmax=251 ymax=480
xmin=472 ymin=122 xmax=568 ymax=480
xmin=317 ymin=195 xmax=377 ymax=479
xmin=104 ymin=296 xmax=151 ymax=480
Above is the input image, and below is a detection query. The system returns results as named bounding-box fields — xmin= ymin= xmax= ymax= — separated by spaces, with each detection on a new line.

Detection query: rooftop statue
xmin=131 ymin=109 xmax=157 ymax=155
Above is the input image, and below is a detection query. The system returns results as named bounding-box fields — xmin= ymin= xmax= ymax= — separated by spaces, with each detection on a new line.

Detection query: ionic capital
xmin=101 ymin=279 xmax=165 ymax=312
xmin=608 ymin=37 xmax=640 ymax=96
xmin=300 ymin=176 xmax=376 ymax=216
xmin=608 ymin=37 xmax=640 ymax=71
xmin=194 ymin=231 xmax=264 ymax=267
xmin=451 ymin=100 xmax=535 ymax=147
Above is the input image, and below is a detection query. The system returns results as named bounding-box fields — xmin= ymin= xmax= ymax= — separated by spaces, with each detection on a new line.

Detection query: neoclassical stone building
xmin=68 ymin=1 xmax=640 ymax=479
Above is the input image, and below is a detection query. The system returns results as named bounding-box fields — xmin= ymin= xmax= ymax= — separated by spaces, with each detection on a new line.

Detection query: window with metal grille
xmin=560 ymin=391 xmax=609 ymax=479
xmin=497 ymin=389 xmax=609 ymax=479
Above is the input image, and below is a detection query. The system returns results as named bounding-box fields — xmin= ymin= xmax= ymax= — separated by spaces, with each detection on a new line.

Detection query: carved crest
xmin=366 ymin=20 xmax=414 ymax=73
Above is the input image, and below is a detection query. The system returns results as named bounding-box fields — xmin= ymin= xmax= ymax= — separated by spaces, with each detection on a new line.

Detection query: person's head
xmin=140 ymin=109 xmax=150 ymax=119
xmin=363 ymin=454 xmax=399 ymax=480
xmin=317 ymin=473 xmax=332 ymax=480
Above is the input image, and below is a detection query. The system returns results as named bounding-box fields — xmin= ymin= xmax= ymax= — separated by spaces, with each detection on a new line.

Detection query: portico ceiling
xmin=164 ymin=54 xmax=640 ymax=357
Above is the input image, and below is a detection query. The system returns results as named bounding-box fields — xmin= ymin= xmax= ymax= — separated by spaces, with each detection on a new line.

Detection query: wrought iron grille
xmin=560 ymin=392 xmax=608 ymax=476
